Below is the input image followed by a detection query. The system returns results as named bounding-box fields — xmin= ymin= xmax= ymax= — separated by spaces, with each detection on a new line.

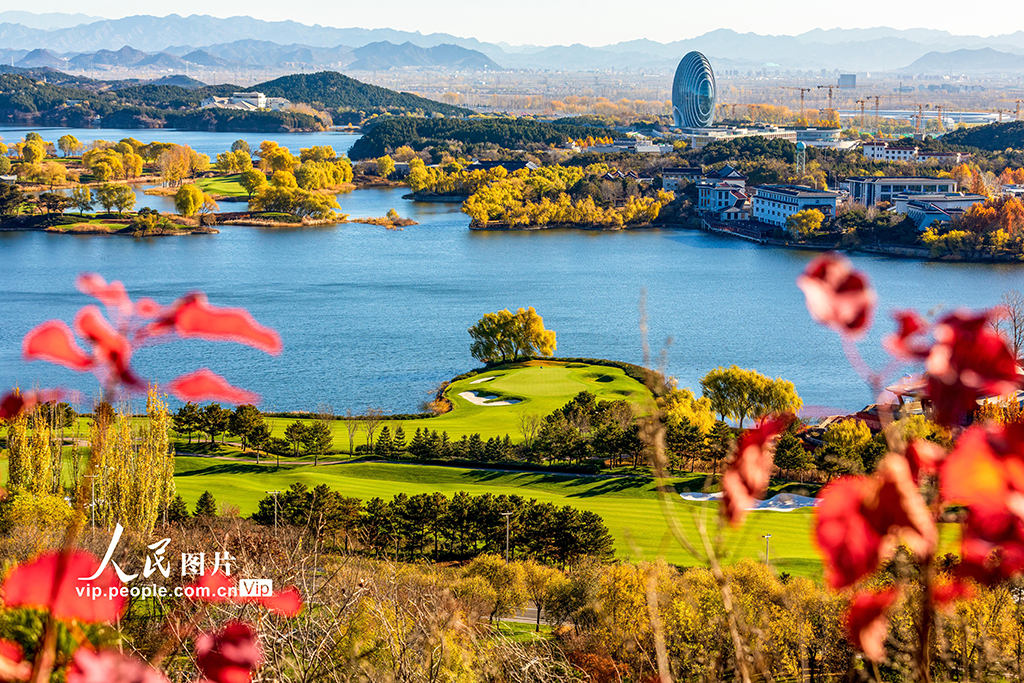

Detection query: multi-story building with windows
xmin=751 ymin=185 xmax=839 ymax=227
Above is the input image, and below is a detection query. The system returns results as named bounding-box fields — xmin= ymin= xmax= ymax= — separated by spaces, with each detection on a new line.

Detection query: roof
xmin=847 ymin=176 xmax=957 ymax=184
xmin=755 ymin=184 xmax=839 ymax=198
xmin=662 ymin=166 xmax=703 ymax=175
xmin=705 ymin=164 xmax=747 ymax=180
xmin=466 ymin=160 xmax=538 ymax=172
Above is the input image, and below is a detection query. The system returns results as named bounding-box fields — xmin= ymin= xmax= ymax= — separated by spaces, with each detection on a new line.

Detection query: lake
xmin=0 ymin=125 xmax=359 ymax=161
xmin=2 ymin=128 xmax=1023 ymax=417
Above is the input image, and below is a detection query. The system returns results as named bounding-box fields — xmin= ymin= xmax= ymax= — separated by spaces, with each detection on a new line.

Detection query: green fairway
xmin=175 ymin=360 xmax=654 ymax=457
xmin=195 ymin=174 xmax=248 ymax=197
xmin=172 ymin=457 xmax=823 ymax=577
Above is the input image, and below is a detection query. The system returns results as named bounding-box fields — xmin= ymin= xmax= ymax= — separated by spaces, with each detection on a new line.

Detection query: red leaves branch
xmin=20 ymin=273 xmax=281 ymax=405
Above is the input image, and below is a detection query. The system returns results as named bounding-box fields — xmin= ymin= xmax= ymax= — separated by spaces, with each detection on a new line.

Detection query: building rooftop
xmin=846 ymin=176 xmax=956 ymax=184
xmin=756 ymin=184 xmax=839 ymax=198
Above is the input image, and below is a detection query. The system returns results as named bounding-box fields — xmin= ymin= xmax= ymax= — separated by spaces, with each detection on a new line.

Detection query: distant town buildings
xmin=200 ymin=92 xmax=291 ymax=111
xmin=660 ymin=167 xmax=703 ymax=192
xmin=838 ymin=74 xmax=857 ymax=88
xmin=696 ymin=165 xmax=748 ymax=212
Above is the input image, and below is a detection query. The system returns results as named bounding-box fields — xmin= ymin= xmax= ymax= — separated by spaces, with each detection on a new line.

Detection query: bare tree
xmin=993 ymin=289 xmax=1024 ymax=361
xmin=517 ymin=412 xmax=542 ymax=451
xmin=363 ymin=408 xmax=385 ymax=456
xmin=342 ymin=408 xmax=360 ymax=456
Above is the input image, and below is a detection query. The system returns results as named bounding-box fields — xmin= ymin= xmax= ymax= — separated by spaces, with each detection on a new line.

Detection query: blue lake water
xmin=0 ymin=125 xmax=359 ymax=161
xmin=2 ymin=129 xmax=1024 ymax=416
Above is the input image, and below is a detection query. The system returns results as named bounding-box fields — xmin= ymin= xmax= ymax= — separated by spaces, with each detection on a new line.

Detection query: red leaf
xmin=845 ymin=587 xmax=898 ymax=662
xmin=185 ymin=572 xmax=304 ymax=616
xmin=934 ymin=578 xmax=976 ymax=608
xmin=22 ymin=320 xmax=93 ymax=371
xmin=66 ymin=648 xmax=168 ymax=683
xmin=721 ymin=413 xmax=793 ymax=526
xmin=883 ymin=310 xmax=932 ymax=361
xmin=905 ymin=439 xmax=946 ymax=485
xmin=168 ymin=369 xmax=260 ymax=405
xmin=184 ymin=571 xmax=236 ymax=603
xmin=0 ymin=639 xmax=29 ymax=682
xmin=0 ymin=389 xmax=67 ymax=421
xmin=75 ymin=274 xmax=132 ymax=317
xmin=797 ymin=253 xmax=876 ymax=338
xmin=925 ymin=310 xmax=1020 ymax=427
xmin=255 ymin=586 xmax=303 ymax=617
xmin=1 ymin=551 xmax=126 ymax=623
xmin=74 ymin=306 xmax=143 ymax=390
xmin=195 ymin=621 xmax=262 ymax=683
xmin=956 ymin=507 xmax=1024 ymax=585
xmin=156 ymin=294 xmax=281 ymax=355
xmin=815 ymin=455 xmax=937 ymax=589
xmin=942 ymin=422 xmax=1024 ymax=514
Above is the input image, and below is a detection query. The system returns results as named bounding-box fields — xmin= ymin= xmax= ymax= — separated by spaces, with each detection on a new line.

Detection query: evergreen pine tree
xmin=194 ymin=491 xmax=218 ymax=518
xmin=377 ymin=426 xmax=394 ymax=458
xmin=167 ymin=494 xmax=191 ymax=523
xmin=393 ymin=426 xmax=407 ymax=453
xmin=409 ymin=428 xmax=427 ymax=460
xmin=467 ymin=433 xmax=484 ymax=460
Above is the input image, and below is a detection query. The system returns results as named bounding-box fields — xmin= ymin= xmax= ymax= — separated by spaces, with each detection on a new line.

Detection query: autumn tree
xmin=993 ymin=288 xmax=1024 ymax=360
xmin=174 ymin=184 xmax=205 ymax=217
xmin=468 ymin=307 xmax=557 ymax=364
xmin=239 ymin=169 xmax=267 ymax=199
xmin=58 ymin=134 xmax=82 ymax=157
xmin=376 ymin=155 xmax=396 ymax=179
xmin=787 ymin=208 xmax=825 ymax=239
xmin=71 ymin=186 xmax=92 ymax=215
xmin=700 ymin=365 xmax=802 ymax=428
xmin=464 ymin=555 xmax=528 ymax=623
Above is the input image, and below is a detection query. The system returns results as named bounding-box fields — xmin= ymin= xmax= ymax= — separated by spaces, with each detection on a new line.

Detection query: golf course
xmin=168 ymin=360 xmax=827 ymax=577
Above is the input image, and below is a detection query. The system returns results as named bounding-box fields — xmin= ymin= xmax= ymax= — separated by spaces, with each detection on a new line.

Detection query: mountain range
xmin=2 ymin=14 xmax=1024 ymax=74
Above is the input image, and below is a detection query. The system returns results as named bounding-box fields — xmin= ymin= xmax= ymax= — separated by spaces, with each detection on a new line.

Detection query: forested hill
xmin=941 ymin=121 xmax=1024 ymax=151
xmin=0 ymin=68 xmax=468 ymax=130
xmin=243 ymin=71 xmax=471 ymax=116
xmin=349 ymin=117 xmax=618 ymax=159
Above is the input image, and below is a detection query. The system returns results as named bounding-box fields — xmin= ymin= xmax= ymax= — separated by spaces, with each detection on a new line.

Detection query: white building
xmin=199 ymin=92 xmax=292 ymax=112
xmin=862 ymin=140 xmax=919 ymax=162
xmin=751 ymin=185 xmax=839 ymax=227
xmin=673 ymin=124 xmax=797 ymax=150
xmin=847 ymin=176 xmax=959 ymax=207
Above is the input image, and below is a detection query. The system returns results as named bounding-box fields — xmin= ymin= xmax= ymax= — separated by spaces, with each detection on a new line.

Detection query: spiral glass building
xmin=672 ymin=51 xmax=716 ymax=129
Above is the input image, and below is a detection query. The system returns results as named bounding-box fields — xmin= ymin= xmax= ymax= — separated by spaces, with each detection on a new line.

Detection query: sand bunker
xmin=470 ymin=376 xmax=497 ymax=384
xmin=459 ymin=391 xmax=522 ymax=406
xmin=679 ymin=492 xmax=819 ymax=511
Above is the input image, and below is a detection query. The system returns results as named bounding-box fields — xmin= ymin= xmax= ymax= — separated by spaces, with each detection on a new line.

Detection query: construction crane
xmin=816 ymin=84 xmax=837 ymax=116
xmin=998 ymin=99 xmax=1023 ymax=121
xmin=781 ymin=86 xmax=813 ymax=120
xmin=935 ymin=105 xmax=945 ymax=133
xmin=855 ymin=99 xmax=867 ymax=128
xmin=868 ymin=94 xmax=891 ymax=128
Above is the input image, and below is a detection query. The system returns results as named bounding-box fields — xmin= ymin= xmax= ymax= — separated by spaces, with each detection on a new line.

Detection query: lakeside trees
xmin=469 ymin=307 xmax=557 ymax=364
xmin=700 ymin=365 xmax=803 ymax=428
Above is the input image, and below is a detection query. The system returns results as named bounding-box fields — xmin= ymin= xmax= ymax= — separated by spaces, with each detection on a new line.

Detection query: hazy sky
xmin=20 ymin=1 xmax=1023 ymax=45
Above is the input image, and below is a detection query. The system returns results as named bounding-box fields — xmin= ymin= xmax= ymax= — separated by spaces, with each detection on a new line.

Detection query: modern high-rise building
xmin=672 ymin=51 xmax=716 ymax=129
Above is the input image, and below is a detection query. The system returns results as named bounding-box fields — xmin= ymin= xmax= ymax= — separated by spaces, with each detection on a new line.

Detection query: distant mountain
xmin=147 ymin=74 xmax=207 ymax=89
xmin=349 ymin=42 xmax=498 ymax=70
xmin=66 ymin=46 xmax=150 ymax=69
xmin=180 ymin=50 xmax=234 ymax=68
xmin=900 ymin=48 xmax=1024 ymax=74
xmin=0 ymin=11 xmax=102 ymax=30
xmin=3 ymin=13 xmax=1024 ymax=73
xmin=16 ymin=49 xmax=65 ymax=69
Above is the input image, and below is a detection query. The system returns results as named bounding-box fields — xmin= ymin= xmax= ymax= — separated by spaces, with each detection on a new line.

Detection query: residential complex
xmin=751 ymin=185 xmax=839 ymax=227
xmin=847 ymin=176 xmax=959 ymax=207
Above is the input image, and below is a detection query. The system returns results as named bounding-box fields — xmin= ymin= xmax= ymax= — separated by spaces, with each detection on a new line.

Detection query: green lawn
xmin=176 ymin=360 xmax=654 ymax=457
xmin=195 ymin=174 xmax=248 ymax=197
xmin=172 ymin=457 xmax=824 ymax=577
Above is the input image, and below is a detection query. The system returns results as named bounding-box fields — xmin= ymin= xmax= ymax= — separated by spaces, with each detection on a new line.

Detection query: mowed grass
xmin=172 ymin=457 xmax=825 ymax=577
xmin=195 ymin=174 xmax=248 ymax=197
xmin=176 ymin=361 xmax=653 ymax=457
